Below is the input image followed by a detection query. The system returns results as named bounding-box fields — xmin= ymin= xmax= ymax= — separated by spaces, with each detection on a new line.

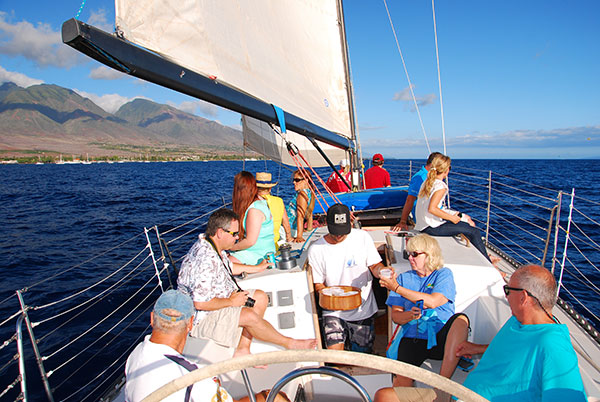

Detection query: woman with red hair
xmin=229 ymin=171 xmax=276 ymax=265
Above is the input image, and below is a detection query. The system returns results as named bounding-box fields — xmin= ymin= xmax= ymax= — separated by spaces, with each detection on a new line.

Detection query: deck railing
xmin=0 ymin=198 xmax=229 ymax=401
xmin=392 ymin=161 xmax=600 ymax=336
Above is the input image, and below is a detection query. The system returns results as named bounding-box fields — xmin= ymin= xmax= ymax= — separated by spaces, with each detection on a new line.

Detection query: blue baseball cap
xmin=153 ymin=290 xmax=195 ymax=322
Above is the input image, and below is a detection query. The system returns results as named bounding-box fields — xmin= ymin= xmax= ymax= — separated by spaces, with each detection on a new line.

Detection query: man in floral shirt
xmin=177 ymin=208 xmax=316 ymax=358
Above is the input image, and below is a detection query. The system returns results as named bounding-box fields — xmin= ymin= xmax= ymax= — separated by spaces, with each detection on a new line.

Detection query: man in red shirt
xmin=364 ymin=153 xmax=391 ymax=189
xmin=325 ymin=159 xmax=352 ymax=193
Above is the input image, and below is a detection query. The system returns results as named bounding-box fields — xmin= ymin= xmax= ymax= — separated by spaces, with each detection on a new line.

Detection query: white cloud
xmin=393 ymin=85 xmax=436 ymax=111
xmin=86 ymin=9 xmax=113 ymax=33
xmin=89 ymin=66 xmax=127 ymax=80
xmin=0 ymin=65 xmax=43 ymax=87
xmin=362 ymin=126 xmax=600 ymax=150
xmin=73 ymin=89 xmax=149 ymax=113
xmin=166 ymin=99 xmax=219 ymax=118
xmin=0 ymin=12 xmax=81 ymax=68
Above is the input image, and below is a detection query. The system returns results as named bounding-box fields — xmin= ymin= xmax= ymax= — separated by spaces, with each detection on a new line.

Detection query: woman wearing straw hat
xmin=255 ymin=172 xmax=293 ymax=250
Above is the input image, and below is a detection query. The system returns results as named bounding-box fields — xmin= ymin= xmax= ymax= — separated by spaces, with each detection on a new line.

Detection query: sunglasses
xmin=503 ymin=285 xmax=557 ymax=323
xmin=222 ymin=229 xmax=239 ymax=237
xmin=407 ymin=251 xmax=426 ymax=258
xmin=292 ymin=178 xmax=305 ymax=182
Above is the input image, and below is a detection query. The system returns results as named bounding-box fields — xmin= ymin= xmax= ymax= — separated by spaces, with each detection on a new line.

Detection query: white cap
xmin=340 ymin=159 xmax=349 ymax=167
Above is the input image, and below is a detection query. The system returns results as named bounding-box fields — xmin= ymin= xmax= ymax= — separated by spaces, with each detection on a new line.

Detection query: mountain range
xmin=0 ymin=82 xmax=244 ymax=160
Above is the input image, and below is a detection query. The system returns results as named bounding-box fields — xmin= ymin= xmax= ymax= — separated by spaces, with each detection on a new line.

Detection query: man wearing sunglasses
xmin=455 ymin=264 xmax=586 ymax=401
xmin=177 ymin=208 xmax=316 ymax=359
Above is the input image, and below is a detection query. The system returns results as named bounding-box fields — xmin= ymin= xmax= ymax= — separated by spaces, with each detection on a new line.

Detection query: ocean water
xmin=0 ymin=159 xmax=598 ymax=400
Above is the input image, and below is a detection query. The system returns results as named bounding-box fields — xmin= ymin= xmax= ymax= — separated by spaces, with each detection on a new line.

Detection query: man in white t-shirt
xmin=308 ymin=203 xmax=391 ymax=352
xmin=125 ymin=290 xmax=288 ymax=402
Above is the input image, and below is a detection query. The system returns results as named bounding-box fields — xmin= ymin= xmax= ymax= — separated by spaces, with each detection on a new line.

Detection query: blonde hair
xmin=406 ymin=234 xmax=444 ymax=272
xmin=419 ymin=154 xmax=451 ymax=198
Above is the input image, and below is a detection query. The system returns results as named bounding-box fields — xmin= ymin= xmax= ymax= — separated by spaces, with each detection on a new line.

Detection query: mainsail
xmin=115 ymin=0 xmax=356 ymax=166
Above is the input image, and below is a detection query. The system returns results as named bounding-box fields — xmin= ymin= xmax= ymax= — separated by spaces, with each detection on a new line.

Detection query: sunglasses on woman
xmin=407 ymin=251 xmax=426 ymax=258
xmin=293 ymin=178 xmax=305 ymax=182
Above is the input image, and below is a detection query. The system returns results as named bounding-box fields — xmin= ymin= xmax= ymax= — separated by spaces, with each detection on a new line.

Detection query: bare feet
xmin=286 ymin=338 xmax=317 ymax=350
xmin=233 ymin=347 xmax=268 ymax=369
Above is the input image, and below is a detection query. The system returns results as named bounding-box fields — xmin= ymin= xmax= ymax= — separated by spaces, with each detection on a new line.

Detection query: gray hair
xmin=152 ymin=308 xmax=189 ymax=333
xmin=206 ymin=208 xmax=239 ymax=237
xmin=513 ymin=265 xmax=557 ymax=311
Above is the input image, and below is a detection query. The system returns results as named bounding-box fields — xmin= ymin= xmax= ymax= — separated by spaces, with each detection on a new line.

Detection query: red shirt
xmin=364 ymin=166 xmax=390 ymax=189
xmin=326 ymin=171 xmax=351 ymax=193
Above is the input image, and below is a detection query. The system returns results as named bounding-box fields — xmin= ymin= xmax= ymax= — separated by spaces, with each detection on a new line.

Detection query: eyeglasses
xmin=503 ymin=285 xmax=557 ymax=323
xmin=222 ymin=229 xmax=239 ymax=237
xmin=292 ymin=178 xmax=304 ymax=182
xmin=407 ymin=251 xmax=426 ymax=258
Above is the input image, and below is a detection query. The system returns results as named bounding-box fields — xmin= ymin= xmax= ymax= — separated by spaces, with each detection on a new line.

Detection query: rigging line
xmin=0 ymin=292 xmax=16 ymax=309
xmin=54 ymin=300 xmax=154 ymax=392
xmin=50 ymin=284 xmax=161 ymax=379
xmin=563 ymin=256 xmax=600 ymax=296
xmin=487 ymin=206 xmax=548 ymax=240
xmin=431 ymin=0 xmax=446 ymax=154
xmin=0 ymin=352 xmax=18 ymax=376
xmin=36 ymin=256 xmax=153 ymax=338
xmin=33 ymin=246 xmax=150 ymax=311
xmin=63 ymin=321 xmax=152 ymax=402
xmin=487 ymin=225 xmax=540 ymax=262
xmin=382 ymin=0 xmax=431 ymax=153
xmin=0 ymin=376 xmax=19 ymax=399
xmin=159 ymin=203 xmax=226 ymax=234
xmin=573 ymin=193 xmax=600 ymax=207
xmin=559 ymin=286 xmax=600 ymax=324
xmin=166 ymin=223 xmax=205 ymax=245
xmin=26 ymin=231 xmax=145 ymax=291
xmin=491 ymin=172 xmax=561 ymax=195
xmin=74 ymin=0 xmax=86 ymax=18
xmin=0 ymin=332 xmax=16 ymax=353
xmin=488 ymin=220 xmax=544 ymax=254
xmin=44 ymin=276 xmax=161 ymax=361
xmin=157 ymin=197 xmax=230 ymax=229
xmin=567 ymin=240 xmax=600 ymax=275
xmin=567 ymin=225 xmax=600 ymax=253
xmin=0 ymin=310 xmax=21 ymax=329
xmin=289 ymin=153 xmax=329 ymax=214
xmin=491 ymin=182 xmax=557 ymax=205
xmin=572 ymin=206 xmax=600 ymax=227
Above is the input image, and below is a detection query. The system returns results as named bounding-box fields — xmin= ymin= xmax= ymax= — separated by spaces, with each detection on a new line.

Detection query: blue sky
xmin=0 ymin=0 xmax=598 ymax=159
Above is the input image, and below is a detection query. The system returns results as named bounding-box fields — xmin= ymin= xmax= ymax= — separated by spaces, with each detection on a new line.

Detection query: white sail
xmin=242 ymin=116 xmax=347 ymax=168
xmin=115 ymin=0 xmax=353 ymax=141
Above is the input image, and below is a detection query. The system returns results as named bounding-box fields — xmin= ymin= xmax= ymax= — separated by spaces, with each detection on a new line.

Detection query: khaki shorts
xmin=190 ymin=289 xmax=255 ymax=348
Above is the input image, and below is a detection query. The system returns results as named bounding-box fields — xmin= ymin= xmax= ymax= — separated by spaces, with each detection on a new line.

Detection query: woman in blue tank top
xmin=229 ymin=171 xmax=275 ymax=265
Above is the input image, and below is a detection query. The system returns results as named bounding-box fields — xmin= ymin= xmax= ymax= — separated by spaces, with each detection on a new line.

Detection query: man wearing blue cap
xmin=125 ymin=290 xmax=289 ymax=402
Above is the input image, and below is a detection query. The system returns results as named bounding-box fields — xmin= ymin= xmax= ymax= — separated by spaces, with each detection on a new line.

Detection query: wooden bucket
xmin=318 ymin=286 xmax=361 ymax=311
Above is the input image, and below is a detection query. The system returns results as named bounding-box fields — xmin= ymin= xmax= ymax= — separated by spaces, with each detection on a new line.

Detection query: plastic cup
xmin=380 ymin=268 xmax=393 ymax=279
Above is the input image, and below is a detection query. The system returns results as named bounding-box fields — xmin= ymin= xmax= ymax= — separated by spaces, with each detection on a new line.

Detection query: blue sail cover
xmin=313 ymin=186 xmax=408 ymax=214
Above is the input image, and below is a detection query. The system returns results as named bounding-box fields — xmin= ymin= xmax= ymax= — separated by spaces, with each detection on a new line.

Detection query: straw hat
xmin=256 ymin=172 xmax=278 ymax=188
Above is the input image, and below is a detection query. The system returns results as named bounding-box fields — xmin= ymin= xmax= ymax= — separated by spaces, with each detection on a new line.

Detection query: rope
xmin=54 ymin=302 xmax=154 ymax=394
xmin=0 ymin=376 xmax=20 ymax=399
xmin=382 ymin=0 xmax=431 ymax=154
xmin=33 ymin=246 xmax=150 ymax=312
xmin=431 ymin=0 xmax=447 ymax=155
xmin=62 ymin=320 xmax=153 ymax=402
xmin=24 ymin=232 xmax=145 ymax=291
xmin=563 ymin=257 xmax=600 ymax=296
xmin=74 ymin=0 xmax=86 ymax=18
xmin=141 ymin=350 xmax=487 ymax=402
xmin=560 ymin=286 xmax=600 ymax=325
xmin=44 ymin=275 xmax=162 ymax=362
xmin=36 ymin=255 xmax=153 ymax=340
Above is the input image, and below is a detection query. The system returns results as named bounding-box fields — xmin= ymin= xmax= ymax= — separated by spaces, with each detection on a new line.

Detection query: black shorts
xmin=395 ymin=313 xmax=469 ymax=366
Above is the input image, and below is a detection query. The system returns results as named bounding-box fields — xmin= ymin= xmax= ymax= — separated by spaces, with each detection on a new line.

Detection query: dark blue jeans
xmin=422 ymin=221 xmax=491 ymax=262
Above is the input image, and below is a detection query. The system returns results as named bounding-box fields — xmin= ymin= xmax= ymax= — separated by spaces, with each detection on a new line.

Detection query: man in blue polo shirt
xmin=457 ymin=265 xmax=586 ymax=402
xmin=393 ymin=152 xmax=442 ymax=231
